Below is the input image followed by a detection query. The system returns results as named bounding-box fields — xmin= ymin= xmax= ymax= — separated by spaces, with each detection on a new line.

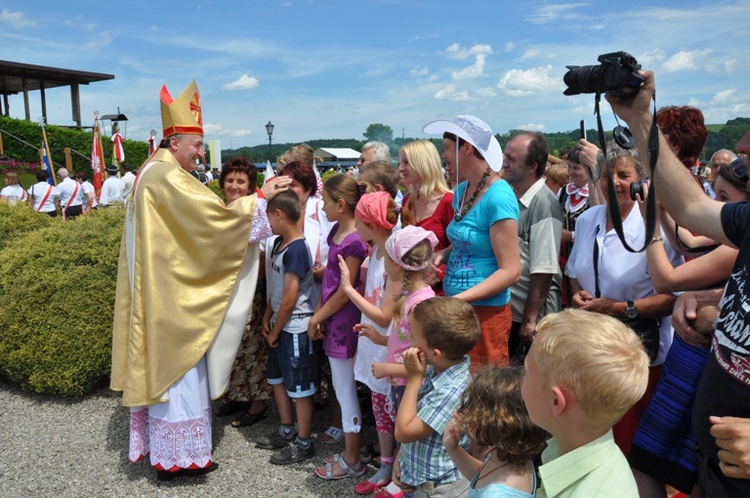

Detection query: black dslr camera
xmin=630 ymin=179 xmax=647 ymax=201
xmin=563 ymin=51 xmax=644 ymax=98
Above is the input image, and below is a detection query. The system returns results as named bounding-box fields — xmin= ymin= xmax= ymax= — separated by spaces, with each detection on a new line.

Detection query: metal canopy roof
xmin=0 ymin=60 xmax=114 ymax=127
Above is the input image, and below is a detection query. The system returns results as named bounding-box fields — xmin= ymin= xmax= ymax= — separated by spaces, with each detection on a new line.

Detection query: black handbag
xmin=593 ymin=227 xmax=660 ymax=362
xmin=619 ymin=316 xmax=660 ymax=362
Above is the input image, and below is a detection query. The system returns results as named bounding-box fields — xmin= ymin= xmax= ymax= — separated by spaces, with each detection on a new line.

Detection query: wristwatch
xmin=625 ymin=300 xmax=639 ymax=319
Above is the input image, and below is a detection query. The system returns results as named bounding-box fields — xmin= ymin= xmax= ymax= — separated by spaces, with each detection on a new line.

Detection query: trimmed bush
xmin=206 ymin=179 xmax=224 ymax=199
xmin=0 ymin=207 xmax=124 ymax=395
xmin=0 ymin=115 xmax=149 ymax=174
xmin=321 ymin=168 xmax=338 ymax=183
xmin=0 ymin=202 xmax=54 ymax=251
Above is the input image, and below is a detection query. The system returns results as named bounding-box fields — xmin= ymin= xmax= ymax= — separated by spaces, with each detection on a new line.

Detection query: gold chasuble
xmin=110 ymin=148 xmax=256 ymax=407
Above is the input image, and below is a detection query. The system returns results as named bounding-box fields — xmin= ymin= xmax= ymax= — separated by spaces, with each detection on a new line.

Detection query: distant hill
xmin=221 ymin=118 xmax=750 ymax=165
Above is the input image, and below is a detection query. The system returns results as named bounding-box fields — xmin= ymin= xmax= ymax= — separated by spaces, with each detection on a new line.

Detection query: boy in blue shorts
xmin=391 ymin=297 xmax=480 ymax=497
xmin=255 ymin=190 xmax=317 ymax=465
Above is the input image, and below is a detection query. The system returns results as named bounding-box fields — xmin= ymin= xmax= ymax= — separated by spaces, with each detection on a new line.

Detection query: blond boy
xmin=521 ymin=309 xmax=649 ymax=497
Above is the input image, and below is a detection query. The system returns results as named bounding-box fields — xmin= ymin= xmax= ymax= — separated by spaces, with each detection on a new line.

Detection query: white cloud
xmin=504 ymin=42 xmax=515 ymax=52
xmin=635 ymin=49 xmax=666 ymax=69
xmin=63 ymin=17 xmax=96 ymax=31
xmin=410 ymin=65 xmax=429 ymax=77
xmin=528 ymin=3 xmax=588 ymax=24
xmin=83 ymin=32 xmax=113 ymax=50
xmin=663 ymin=49 xmax=713 ymax=72
xmin=724 ymin=60 xmax=737 ymax=73
xmin=452 ymin=54 xmax=487 ymax=80
xmin=222 ymin=74 xmax=260 ymax=91
xmin=434 ymin=84 xmax=470 ymax=101
xmin=518 ymin=123 xmax=546 ymax=132
xmin=476 ymin=87 xmax=496 ymax=98
xmin=685 ymin=82 xmax=750 ymax=127
xmin=204 ymin=123 xmax=253 ymax=137
xmin=498 ymin=65 xmax=560 ymax=96
xmin=0 ymin=8 xmax=36 ymax=28
xmin=712 ymin=89 xmax=737 ymax=104
xmin=444 ymin=43 xmax=493 ymax=60
xmin=521 ymin=49 xmax=540 ymax=59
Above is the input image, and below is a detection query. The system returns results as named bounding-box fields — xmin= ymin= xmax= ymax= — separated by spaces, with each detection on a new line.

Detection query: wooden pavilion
xmin=0 ymin=60 xmax=114 ymax=127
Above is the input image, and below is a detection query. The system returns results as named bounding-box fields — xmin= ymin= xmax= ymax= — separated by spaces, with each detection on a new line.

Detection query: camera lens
xmin=563 ymin=65 xmax=603 ymax=96
xmin=630 ymin=181 xmax=644 ymax=201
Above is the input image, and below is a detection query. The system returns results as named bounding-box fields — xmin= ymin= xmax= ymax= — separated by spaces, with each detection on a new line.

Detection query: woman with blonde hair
xmin=399 ymin=140 xmax=454 ymax=292
xmin=0 ymin=171 xmax=28 ymax=204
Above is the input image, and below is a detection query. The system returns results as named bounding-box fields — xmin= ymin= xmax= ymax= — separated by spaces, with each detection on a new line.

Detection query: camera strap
xmin=594 ymin=91 xmax=659 ymax=253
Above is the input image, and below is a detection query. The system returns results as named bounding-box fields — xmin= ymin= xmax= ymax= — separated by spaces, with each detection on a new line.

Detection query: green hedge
xmin=0 ymin=115 xmax=149 ymax=174
xmin=0 ymin=205 xmax=123 ymax=395
xmin=0 ymin=202 xmax=54 ymax=251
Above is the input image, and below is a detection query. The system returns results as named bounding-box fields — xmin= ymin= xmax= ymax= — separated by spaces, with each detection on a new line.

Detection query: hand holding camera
xmin=564 ymin=51 xmax=659 ymax=253
xmin=605 ymin=70 xmax=657 ymax=133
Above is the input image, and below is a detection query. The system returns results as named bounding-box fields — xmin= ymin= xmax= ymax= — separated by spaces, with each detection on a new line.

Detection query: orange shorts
xmin=468 ymin=303 xmax=512 ymax=373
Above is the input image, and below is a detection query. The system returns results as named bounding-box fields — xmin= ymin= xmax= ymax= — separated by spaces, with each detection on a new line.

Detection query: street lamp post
xmin=265 ymin=121 xmax=275 ymax=163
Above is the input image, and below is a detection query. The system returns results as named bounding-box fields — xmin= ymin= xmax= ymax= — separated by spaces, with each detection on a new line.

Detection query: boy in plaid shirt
xmin=389 ymin=297 xmax=480 ymax=497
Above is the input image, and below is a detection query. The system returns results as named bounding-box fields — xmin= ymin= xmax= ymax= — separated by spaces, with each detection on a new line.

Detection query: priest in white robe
xmin=110 ymin=80 xmax=285 ymax=480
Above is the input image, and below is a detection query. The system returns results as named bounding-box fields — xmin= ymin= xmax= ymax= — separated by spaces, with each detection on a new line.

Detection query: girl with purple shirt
xmin=310 ymin=174 xmax=370 ymax=481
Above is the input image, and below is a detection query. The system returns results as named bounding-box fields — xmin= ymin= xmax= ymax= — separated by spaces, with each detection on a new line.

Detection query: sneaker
xmin=270 ymin=440 xmax=315 ymax=465
xmin=256 ymin=429 xmax=296 ymax=450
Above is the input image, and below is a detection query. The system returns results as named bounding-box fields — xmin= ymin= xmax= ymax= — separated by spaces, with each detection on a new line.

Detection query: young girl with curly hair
xmin=443 ymin=365 xmax=548 ymax=497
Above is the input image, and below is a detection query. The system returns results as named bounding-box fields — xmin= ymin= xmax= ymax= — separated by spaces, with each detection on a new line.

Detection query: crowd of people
xmin=8 ymin=71 xmax=749 ymax=497
xmin=1 ymin=161 xmax=129 ymax=216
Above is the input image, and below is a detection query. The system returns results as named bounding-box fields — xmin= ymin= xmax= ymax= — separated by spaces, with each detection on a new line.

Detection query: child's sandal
xmin=314 ymin=456 xmax=365 ymax=480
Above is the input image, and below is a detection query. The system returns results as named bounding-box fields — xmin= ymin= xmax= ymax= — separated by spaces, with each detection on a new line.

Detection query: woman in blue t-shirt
xmin=424 ymin=115 xmax=520 ymax=369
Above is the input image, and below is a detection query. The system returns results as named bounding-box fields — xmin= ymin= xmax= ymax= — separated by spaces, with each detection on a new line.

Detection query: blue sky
xmin=2 ymin=1 xmax=749 ymax=150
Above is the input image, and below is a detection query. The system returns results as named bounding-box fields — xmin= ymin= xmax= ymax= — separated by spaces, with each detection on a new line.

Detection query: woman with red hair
xmin=657 ymin=106 xmax=708 ymax=172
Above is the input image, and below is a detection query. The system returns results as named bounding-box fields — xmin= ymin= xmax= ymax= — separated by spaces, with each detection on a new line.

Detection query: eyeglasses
xmin=731 ymin=157 xmax=748 ymax=180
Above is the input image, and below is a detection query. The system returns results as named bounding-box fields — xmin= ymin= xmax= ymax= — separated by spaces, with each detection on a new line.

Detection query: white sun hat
xmin=422 ymin=115 xmax=503 ymax=172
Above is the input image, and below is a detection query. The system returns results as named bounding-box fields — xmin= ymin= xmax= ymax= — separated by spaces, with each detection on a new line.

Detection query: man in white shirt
xmin=75 ymin=171 xmax=97 ymax=212
xmin=121 ymin=163 xmax=136 ymax=200
xmin=57 ymin=168 xmax=84 ymax=220
xmin=99 ymin=165 xmax=126 ymax=207
xmin=28 ymin=170 xmax=61 ymax=217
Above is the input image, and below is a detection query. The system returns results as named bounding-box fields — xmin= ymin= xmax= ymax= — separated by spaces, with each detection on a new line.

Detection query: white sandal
xmin=314 ymin=455 xmax=365 ymax=480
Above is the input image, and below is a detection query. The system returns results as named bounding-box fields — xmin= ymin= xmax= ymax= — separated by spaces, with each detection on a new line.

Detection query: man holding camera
xmin=609 ymin=70 xmax=750 ymax=496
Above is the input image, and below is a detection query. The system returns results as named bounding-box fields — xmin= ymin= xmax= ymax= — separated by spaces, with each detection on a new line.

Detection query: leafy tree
xmin=363 ymin=123 xmax=393 ymax=143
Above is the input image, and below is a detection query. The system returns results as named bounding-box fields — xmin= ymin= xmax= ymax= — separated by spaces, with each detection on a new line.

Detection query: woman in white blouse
xmin=0 ymin=171 xmax=28 ymax=204
xmin=566 ymin=140 xmax=682 ymax=456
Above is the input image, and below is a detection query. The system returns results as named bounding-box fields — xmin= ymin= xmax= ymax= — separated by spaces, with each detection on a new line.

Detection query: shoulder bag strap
xmin=593 ymin=225 xmax=601 ymax=299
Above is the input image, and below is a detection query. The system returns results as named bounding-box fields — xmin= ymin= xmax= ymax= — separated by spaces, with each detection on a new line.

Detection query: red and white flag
xmin=264 ymin=160 xmax=275 ymax=181
xmin=147 ymin=132 xmax=157 ymax=155
xmin=91 ymin=116 xmax=105 ymax=199
xmin=313 ymin=158 xmax=323 ymax=199
xmin=112 ymin=131 xmax=125 ymax=162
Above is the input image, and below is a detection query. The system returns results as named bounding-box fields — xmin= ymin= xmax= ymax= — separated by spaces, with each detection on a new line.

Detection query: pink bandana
xmin=355 ymin=191 xmax=396 ymax=230
xmin=385 ymin=225 xmax=438 ymax=271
